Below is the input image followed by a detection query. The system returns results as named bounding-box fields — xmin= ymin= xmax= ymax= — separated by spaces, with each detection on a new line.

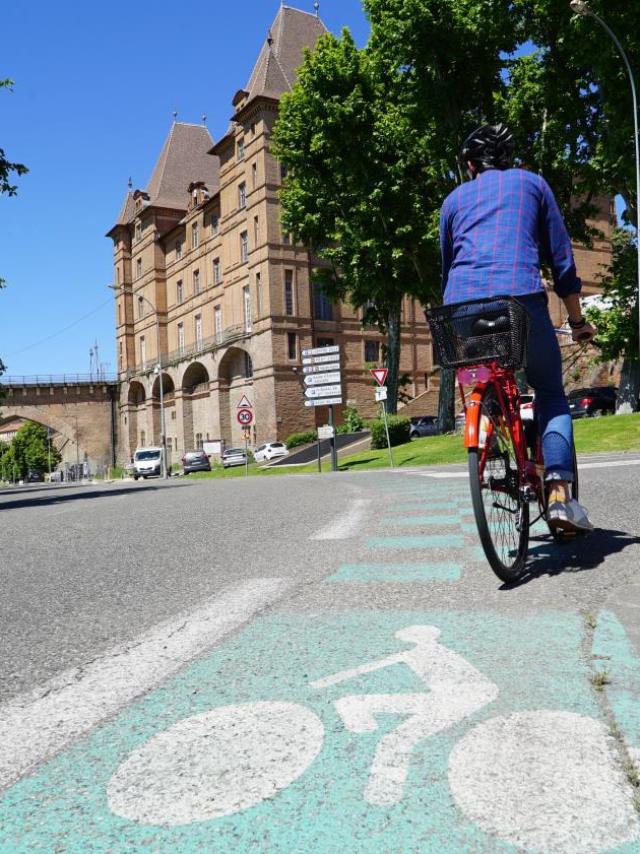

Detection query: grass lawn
xmin=176 ymin=413 xmax=640 ymax=479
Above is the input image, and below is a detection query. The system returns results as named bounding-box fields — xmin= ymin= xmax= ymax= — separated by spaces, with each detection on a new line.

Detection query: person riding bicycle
xmin=440 ymin=123 xmax=595 ymax=533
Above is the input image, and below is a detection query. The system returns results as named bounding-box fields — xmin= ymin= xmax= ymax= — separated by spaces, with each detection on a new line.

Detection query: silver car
xmin=222 ymin=447 xmax=248 ymax=468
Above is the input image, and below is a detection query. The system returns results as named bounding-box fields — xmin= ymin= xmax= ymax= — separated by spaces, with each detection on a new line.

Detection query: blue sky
xmin=0 ymin=1 xmax=370 ymax=377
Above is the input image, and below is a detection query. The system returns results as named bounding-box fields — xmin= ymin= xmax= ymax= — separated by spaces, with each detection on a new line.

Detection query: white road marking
xmin=313 ymin=626 xmax=497 ymax=805
xmin=417 ymin=457 xmax=640 ymax=479
xmin=108 ymin=701 xmax=324 ymax=826
xmin=0 ymin=578 xmax=290 ymax=792
xmin=310 ymin=498 xmax=372 ymax=540
xmin=448 ymin=710 xmax=640 ymax=853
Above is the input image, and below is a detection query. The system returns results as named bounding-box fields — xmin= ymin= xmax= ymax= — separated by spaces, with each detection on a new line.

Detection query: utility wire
xmin=4 ymin=296 xmax=113 ymax=357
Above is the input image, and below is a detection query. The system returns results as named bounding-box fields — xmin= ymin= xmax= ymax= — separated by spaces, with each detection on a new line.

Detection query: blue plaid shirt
xmin=440 ymin=168 xmax=582 ymax=305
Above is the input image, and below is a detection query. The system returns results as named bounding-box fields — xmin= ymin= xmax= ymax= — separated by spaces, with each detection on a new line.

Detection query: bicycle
xmin=427 ymin=297 xmax=589 ymax=584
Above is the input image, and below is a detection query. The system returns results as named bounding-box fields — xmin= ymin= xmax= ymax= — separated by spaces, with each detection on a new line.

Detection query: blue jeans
xmin=518 ymin=293 xmax=574 ymax=482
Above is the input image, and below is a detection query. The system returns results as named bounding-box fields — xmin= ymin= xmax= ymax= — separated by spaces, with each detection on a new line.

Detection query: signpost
xmin=370 ymin=367 xmax=394 ymax=468
xmin=302 ymin=346 xmax=343 ymax=472
xmin=236 ymin=397 xmax=253 ymax=477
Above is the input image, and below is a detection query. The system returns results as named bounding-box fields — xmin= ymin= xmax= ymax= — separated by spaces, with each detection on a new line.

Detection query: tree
xmin=9 ymin=421 xmax=61 ymax=479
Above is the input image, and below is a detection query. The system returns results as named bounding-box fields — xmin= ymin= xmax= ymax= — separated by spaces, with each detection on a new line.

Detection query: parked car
xmin=222 ymin=447 xmax=248 ymax=468
xmin=26 ymin=470 xmax=44 ymax=483
xmin=254 ymin=442 xmax=289 ymax=463
xmin=133 ymin=446 xmax=164 ymax=479
xmin=455 ymin=412 xmax=466 ymax=433
xmin=181 ymin=449 xmax=211 ymax=474
xmin=409 ymin=416 xmax=440 ymax=439
xmin=567 ymin=386 xmax=617 ymax=419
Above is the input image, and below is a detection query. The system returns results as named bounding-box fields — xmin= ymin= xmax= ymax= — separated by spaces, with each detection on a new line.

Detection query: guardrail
xmin=0 ymin=374 xmax=118 ymax=386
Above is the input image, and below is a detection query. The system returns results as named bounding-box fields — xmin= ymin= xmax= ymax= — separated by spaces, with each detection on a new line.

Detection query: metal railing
xmin=0 ymin=373 xmax=118 ymax=387
xmin=124 ymin=324 xmax=250 ymax=379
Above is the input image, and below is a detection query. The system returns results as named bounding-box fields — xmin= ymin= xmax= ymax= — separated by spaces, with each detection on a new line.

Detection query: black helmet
xmin=461 ymin=123 xmax=514 ymax=171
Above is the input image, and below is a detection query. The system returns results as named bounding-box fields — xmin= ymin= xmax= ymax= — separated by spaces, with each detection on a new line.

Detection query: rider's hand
xmin=570 ymin=321 xmax=596 ymax=343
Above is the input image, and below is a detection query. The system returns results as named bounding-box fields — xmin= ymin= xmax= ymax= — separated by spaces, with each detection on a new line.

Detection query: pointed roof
xmin=245 ymin=5 xmax=327 ymax=102
xmin=114 ymin=190 xmax=135 ymax=227
xmin=146 ymin=122 xmax=219 ymax=210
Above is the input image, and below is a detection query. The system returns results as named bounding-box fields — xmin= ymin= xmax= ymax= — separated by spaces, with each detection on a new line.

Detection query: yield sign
xmin=237 ymin=395 xmax=252 ymax=409
xmin=370 ymin=368 xmax=388 ymax=387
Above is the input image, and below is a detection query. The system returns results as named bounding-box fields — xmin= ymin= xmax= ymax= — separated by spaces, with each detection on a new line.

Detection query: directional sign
xmin=237 ymin=395 xmax=253 ymax=409
xmin=375 ymin=386 xmax=388 ymax=402
xmin=302 ymin=345 xmax=340 ymax=358
xmin=305 ymin=397 xmax=343 ymax=407
xmin=302 ymin=353 xmax=342 ymax=366
xmin=318 ymin=425 xmax=335 ymax=439
xmin=370 ymin=368 xmax=388 ymax=387
xmin=303 ymin=372 xmax=342 ymax=387
xmin=302 ymin=362 xmax=341 ymax=375
xmin=237 ymin=408 xmax=254 ymax=426
xmin=305 ymin=384 xmax=342 ymax=399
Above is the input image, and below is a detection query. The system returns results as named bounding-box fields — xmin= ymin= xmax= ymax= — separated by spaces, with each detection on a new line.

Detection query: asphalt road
xmin=1 ymin=453 xmax=640 ymax=851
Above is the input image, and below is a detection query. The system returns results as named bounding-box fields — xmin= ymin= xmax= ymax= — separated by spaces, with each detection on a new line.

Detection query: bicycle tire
xmin=468 ymin=385 xmax=529 ymax=583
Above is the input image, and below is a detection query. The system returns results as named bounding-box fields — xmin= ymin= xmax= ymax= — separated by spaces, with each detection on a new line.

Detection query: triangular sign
xmin=237 ymin=395 xmax=253 ymax=409
xmin=370 ymin=368 xmax=388 ymax=387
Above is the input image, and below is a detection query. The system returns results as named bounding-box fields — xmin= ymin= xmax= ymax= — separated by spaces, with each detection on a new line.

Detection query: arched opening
xmin=150 ymin=373 xmax=175 ymax=447
xmin=218 ymin=347 xmax=254 ymax=446
xmin=181 ymin=363 xmax=210 ymax=452
xmin=127 ymin=381 xmax=147 ymax=455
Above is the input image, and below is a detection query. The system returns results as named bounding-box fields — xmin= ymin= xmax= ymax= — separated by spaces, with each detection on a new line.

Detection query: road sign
xmin=318 ymin=425 xmax=335 ymax=439
xmin=237 ymin=409 xmax=253 ymax=426
xmin=302 ymin=345 xmax=340 ymax=358
xmin=305 ymin=397 xmax=343 ymax=407
xmin=375 ymin=387 xmax=388 ymax=402
xmin=302 ymin=353 xmax=342 ymax=366
xmin=305 ymin=384 xmax=342 ymax=399
xmin=370 ymin=368 xmax=388 ymax=387
xmin=237 ymin=395 xmax=252 ymax=409
xmin=303 ymin=372 xmax=342 ymax=387
xmin=302 ymin=362 xmax=341 ymax=374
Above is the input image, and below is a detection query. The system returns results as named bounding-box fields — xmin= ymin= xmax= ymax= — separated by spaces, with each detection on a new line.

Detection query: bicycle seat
xmin=471 ymin=315 xmax=511 ymax=335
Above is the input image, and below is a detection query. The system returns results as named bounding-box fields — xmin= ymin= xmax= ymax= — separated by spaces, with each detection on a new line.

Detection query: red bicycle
xmin=427 ymin=297 xmax=583 ymax=583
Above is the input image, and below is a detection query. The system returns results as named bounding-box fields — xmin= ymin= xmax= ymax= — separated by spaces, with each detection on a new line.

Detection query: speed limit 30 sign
xmin=237 ymin=408 xmax=253 ymax=426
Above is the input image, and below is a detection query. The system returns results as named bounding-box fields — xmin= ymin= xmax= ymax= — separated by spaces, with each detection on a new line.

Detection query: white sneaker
xmin=547 ymin=498 xmax=594 ymax=533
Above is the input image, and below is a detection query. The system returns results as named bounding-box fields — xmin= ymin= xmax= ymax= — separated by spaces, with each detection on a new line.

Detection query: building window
xmin=287 ymin=332 xmax=297 ymax=360
xmin=253 ymin=215 xmax=259 ymax=245
xmin=284 ymin=270 xmax=295 ymax=316
xmin=214 ymin=306 xmax=222 ymax=342
xmin=193 ymin=269 xmax=200 ymax=295
xmin=362 ymin=298 xmax=377 ymax=328
xmin=117 ymin=267 xmax=121 ymax=283
xmin=140 ymin=430 xmax=146 ymax=446
xmin=176 ymin=280 xmax=183 ymax=304
xmin=137 ymin=296 xmax=144 ymax=319
xmin=251 ymin=121 xmax=256 ymax=137
xmin=237 ymin=138 xmax=245 ymax=160
xmin=175 ymin=240 xmax=183 ymax=260
xmin=240 ymin=231 xmax=249 ymax=263
xmin=191 ymin=221 xmax=199 ymax=249
xmin=136 ymin=258 xmax=143 ymax=279
xmin=119 ymin=340 xmax=123 ymax=370
xmin=364 ymin=340 xmax=380 ymax=363
xmin=243 ymin=285 xmax=252 ymax=333
xmin=238 ymin=182 xmax=247 ymax=210
xmin=213 ymin=257 xmax=221 ymax=285
xmin=256 ymin=272 xmax=262 ymax=318
xmin=178 ymin=322 xmax=185 ymax=355
xmin=313 ymin=282 xmax=333 ymax=321
xmin=135 ymin=220 xmax=142 ymax=241
xmin=211 ymin=213 xmax=219 ymax=235
xmin=244 ymin=352 xmax=254 ymax=378
xmin=282 ymin=231 xmax=291 ymax=246
xmin=252 ymin=162 xmax=257 ymax=189
xmin=195 ymin=314 xmax=202 ymax=348
xmin=316 ymin=337 xmax=335 ymax=348
xmin=118 ymin=302 xmax=122 ymax=325
xmin=140 ymin=335 xmax=146 ymax=367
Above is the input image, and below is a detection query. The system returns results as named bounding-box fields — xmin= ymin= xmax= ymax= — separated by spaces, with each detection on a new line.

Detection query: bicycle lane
xmin=1 ymin=473 xmax=639 ymax=853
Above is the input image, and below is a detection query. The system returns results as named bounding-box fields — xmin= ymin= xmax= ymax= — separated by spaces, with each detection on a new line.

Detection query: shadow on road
xmin=0 ymin=484 xmax=170 ymax=511
xmin=502 ymin=527 xmax=640 ymax=589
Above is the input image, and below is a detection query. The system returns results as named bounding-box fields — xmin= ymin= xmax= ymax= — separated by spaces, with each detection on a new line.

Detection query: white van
xmin=133 ymin=447 xmax=164 ymax=479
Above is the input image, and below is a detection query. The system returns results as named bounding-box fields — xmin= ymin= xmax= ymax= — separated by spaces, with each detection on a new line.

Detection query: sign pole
xmin=328 ymin=406 xmax=338 ymax=472
xmin=244 ymin=429 xmax=249 ymax=478
xmin=382 ymin=400 xmax=394 ymax=468
xmin=317 ymin=432 xmax=322 ymax=473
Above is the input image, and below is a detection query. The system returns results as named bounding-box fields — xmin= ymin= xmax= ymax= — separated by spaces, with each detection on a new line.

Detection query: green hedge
xmin=285 ymin=430 xmax=318 ymax=449
xmin=370 ymin=415 xmax=411 ymax=449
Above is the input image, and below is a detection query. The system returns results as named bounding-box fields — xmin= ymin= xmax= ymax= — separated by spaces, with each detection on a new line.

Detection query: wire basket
xmin=426 ymin=297 xmax=529 ymax=370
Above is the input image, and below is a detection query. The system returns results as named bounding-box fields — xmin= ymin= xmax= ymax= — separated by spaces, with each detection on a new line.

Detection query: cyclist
xmin=440 ymin=123 xmax=595 ymax=533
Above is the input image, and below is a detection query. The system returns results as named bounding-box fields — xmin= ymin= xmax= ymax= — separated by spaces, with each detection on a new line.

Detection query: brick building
xmin=108 ymin=4 xmax=613 ymax=464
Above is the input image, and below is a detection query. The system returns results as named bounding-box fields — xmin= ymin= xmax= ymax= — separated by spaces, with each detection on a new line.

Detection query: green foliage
xmin=370 ymin=415 xmax=411 ymax=449
xmin=343 ymin=406 xmax=364 ymax=432
xmin=5 ymin=421 xmax=61 ymax=479
xmin=285 ymin=430 xmax=318 ymax=449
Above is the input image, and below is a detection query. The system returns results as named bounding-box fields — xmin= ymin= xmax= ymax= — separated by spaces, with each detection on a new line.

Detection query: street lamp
xmin=109 ymin=284 xmax=169 ymax=479
xmin=570 ymin=0 xmax=640 ymax=371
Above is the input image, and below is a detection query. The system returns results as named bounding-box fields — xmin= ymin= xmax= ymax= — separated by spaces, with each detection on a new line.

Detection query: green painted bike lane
xmin=2 ymin=475 xmax=639 ymax=852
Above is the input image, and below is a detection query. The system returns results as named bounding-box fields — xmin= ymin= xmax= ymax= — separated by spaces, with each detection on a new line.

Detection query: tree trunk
xmin=385 ymin=299 xmax=402 ymax=415
xmin=617 ymin=357 xmax=640 ymax=413
xmin=437 ymin=367 xmax=456 ymax=432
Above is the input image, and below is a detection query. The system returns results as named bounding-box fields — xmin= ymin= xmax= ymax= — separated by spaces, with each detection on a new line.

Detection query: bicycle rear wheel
xmin=468 ymin=385 xmax=529 ymax=583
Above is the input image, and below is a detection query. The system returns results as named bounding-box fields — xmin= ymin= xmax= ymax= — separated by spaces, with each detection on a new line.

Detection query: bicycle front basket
xmin=426 ymin=297 xmax=529 ymax=370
